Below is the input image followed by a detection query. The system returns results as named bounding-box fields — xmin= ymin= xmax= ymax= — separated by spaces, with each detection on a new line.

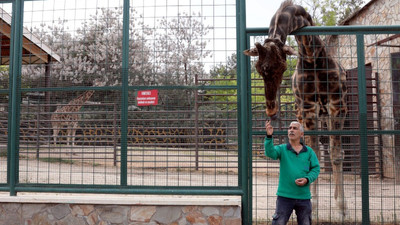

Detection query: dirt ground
xmin=1 ymin=146 xmax=399 ymax=224
xmin=252 ymin=171 xmax=400 ymax=224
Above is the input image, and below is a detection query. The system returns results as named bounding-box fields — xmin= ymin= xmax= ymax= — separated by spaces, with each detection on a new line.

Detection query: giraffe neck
xmin=55 ymin=90 xmax=95 ymax=113
xmin=69 ymin=90 xmax=95 ymax=105
xmin=269 ymin=0 xmax=328 ymax=63
xmin=268 ymin=0 xmax=313 ymax=44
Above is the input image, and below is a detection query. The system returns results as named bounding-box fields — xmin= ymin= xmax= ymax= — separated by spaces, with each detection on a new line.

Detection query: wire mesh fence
xmin=249 ymin=32 xmax=400 ymax=224
xmin=0 ymin=0 xmax=239 ymax=189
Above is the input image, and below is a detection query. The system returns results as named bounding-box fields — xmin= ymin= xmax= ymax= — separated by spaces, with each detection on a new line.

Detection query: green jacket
xmin=264 ymin=137 xmax=320 ymax=199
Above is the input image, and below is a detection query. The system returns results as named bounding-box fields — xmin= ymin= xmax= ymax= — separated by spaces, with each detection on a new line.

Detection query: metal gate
xmin=243 ymin=26 xmax=400 ymax=224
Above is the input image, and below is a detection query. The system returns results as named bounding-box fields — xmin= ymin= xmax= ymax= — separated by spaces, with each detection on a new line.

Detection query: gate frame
xmin=239 ymin=6 xmax=400 ymax=223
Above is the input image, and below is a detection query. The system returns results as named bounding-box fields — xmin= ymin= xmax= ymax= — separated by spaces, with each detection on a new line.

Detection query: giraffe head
xmin=244 ymin=38 xmax=296 ymax=118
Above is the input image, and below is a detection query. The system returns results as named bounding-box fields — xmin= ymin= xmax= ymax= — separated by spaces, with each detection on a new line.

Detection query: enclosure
xmin=0 ymin=0 xmax=399 ymax=224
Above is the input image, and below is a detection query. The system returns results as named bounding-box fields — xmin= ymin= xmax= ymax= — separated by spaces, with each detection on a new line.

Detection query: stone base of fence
xmin=0 ymin=193 xmax=241 ymax=225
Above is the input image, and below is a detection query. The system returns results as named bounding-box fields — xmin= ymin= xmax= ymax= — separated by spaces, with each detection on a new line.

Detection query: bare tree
xmin=24 ymin=9 xmax=212 ymax=89
xmin=154 ymin=12 xmax=212 ymax=86
xmin=22 ymin=8 xmax=154 ymax=87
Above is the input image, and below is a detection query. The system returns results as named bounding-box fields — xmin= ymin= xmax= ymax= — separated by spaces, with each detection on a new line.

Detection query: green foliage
xmin=0 ymin=66 xmax=10 ymax=103
xmin=0 ymin=149 xmax=7 ymax=157
xmin=296 ymin=0 xmax=365 ymax=25
xmin=205 ymin=58 xmax=297 ymax=112
xmin=210 ymin=54 xmax=237 ymax=77
xmin=321 ymin=10 xmax=337 ymax=26
xmin=205 ymin=75 xmax=237 ymax=111
xmin=0 ymin=66 xmax=8 ymax=89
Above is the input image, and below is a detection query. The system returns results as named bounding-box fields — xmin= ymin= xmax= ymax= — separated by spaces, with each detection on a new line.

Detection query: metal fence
xmin=246 ymin=28 xmax=400 ymax=224
xmin=0 ymin=0 xmax=400 ymax=224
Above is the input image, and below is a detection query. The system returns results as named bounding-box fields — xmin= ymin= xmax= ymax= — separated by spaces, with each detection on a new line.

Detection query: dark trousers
xmin=272 ymin=196 xmax=312 ymax=225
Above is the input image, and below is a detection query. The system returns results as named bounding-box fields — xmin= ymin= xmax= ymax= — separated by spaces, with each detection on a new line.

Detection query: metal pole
xmin=113 ymin=103 xmax=117 ymax=166
xmin=120 ymin=0 xmax=130 ymax=186
xmin=36 ymin=103 xmax=40 ymax=158
xmin=374 ymin=73 xmax=384 ymax=178
xmin=356 ymin=34 xmax=370 ymax=225
xmin=237 ymin=0 xmax=252 ymax=224
xmin=45 ymin=58 xmax=52 ymax=141
xmin=195 ymin=74 xmax=199 ymax=170
xmin=8 ymin=0 xmax=24 ymax=196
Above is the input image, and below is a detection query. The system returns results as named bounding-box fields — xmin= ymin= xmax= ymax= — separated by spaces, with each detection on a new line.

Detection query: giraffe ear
xmin=243 ymin=47 xmax=259 ymax=56
xmin=283 ymin=45 xmax=298 ymax=56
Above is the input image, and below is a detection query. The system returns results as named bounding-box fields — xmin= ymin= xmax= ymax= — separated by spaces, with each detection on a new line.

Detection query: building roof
xmin=340 ymin=0 xmax=379 ymax=25
xmin=0 ymin=7 xmax=60 ymax=65
xmin=340 ymin=0 xmax=400 ymax=47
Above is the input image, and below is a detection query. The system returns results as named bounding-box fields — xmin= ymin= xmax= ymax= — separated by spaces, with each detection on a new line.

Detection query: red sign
xmin=137 ymin=90 xmax=158 ymax=106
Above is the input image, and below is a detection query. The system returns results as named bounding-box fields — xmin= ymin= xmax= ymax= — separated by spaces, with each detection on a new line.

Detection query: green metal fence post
xmin=8 ymin=0 xmax=24 ymax=196
xmin=356 ymin=34 xmax=370 ymax=225
xmin=237 ymin=0 xmax=252 ymax=224
xmin=120 ymin=0 xmax=130 ymax=186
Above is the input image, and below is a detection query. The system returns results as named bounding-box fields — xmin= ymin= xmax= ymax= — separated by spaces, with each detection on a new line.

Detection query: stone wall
xmin=329 ymin=0 xmax=400 ymax=178
xmin=0 ymin=194 xmax=241 ymax=225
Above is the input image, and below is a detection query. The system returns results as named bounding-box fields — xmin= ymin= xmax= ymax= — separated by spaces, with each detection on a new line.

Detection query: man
xmin=265 ymin=120 xmax=320 ymax=225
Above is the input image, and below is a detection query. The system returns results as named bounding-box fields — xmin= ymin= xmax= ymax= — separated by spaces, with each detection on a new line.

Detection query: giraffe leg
xmin=328 ymin=116 xmax=347 ymax=216
xmin=71 ymin=122 xmax=78 ymax=147
xmin=305 ymin=133 xmax=319 ymax=208
xmin=66 ymin=127 xmax=71 ymax=146
xmin=52 ymin=125 xmax=60 ymax=146
xmin=297 ymin=102 xmax=320 ymax=211
xmin=304 ymin=123 xmax=319 ymax=211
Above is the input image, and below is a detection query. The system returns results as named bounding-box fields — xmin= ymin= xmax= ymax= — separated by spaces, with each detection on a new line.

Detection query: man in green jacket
xmin=265 ymin=120 xmax=320 ymax=225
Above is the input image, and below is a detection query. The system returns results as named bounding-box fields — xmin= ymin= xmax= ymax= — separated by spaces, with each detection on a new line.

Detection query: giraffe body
xmin=51 ymin=90 xmax=95 ymax=146
xmin=244 ymin=0 xmax=348 ymax=216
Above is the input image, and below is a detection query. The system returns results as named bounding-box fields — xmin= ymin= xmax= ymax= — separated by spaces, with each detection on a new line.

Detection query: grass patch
xmin=39 ymin=157 xmax=75 ymax=164
xmin=0 ymin=149 xmax=7 ymax=157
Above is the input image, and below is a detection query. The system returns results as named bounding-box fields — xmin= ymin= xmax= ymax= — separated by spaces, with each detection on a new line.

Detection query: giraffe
xmin=51 ymin=81 xmax=103 ymax=146
xmin=244 ymin=0 xmax=348 ymax=216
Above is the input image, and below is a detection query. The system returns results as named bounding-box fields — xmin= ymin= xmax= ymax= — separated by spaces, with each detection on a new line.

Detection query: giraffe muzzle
xmin=265 ymin=108 xmax=279 ymax=120
xmin=270 ymin=114 xmax=279 ymax=120
xmin=265 ymin=101 xmax=279 ymax=120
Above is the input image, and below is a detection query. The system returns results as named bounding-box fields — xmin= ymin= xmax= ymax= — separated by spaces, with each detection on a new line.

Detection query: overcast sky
xmin=0 ymin=0 xmax=287 ymax=67
xmin=0 ymin=0 xmax=284 ymax=28
xmin=246 ymin=0 xmax=284 ymax=27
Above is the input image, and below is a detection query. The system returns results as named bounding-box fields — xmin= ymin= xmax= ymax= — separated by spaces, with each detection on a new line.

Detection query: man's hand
xmin=295 ymin=178 xmax=308 ymax=186
xmin=265 ymin=120 xmax=274 ymax=136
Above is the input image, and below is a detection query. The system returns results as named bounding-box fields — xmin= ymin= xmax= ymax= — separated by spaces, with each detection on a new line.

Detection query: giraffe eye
xmin=263 ymin=62 xmax=270 ymax=71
